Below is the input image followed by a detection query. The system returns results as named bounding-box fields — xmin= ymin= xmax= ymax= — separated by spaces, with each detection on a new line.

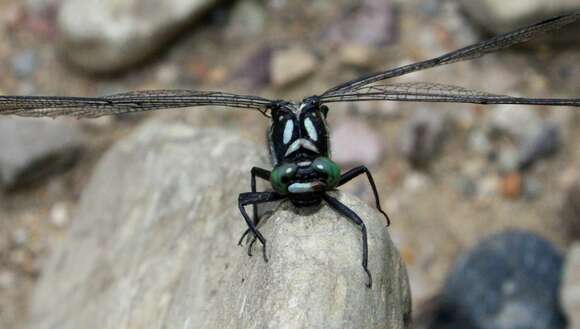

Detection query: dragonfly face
xmin=268 ymin=99 xmax=339 ymax=199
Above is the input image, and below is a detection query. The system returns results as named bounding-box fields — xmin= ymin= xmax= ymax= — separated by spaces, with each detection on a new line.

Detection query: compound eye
xmin=312 ymin=157 xmax=341 ymax=188
xmin=270 ymin=162 xmax=298 ymax=194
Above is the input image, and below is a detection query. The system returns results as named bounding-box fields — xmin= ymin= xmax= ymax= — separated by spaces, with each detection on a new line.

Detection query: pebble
xmin=500 ymin=171 xmax=523 ymax=199
xmin=270 ymin=47 xmax=317 ymax=88
xmin=339 ymin=44 xmax=375 ymax=68
xmin=457 ymin=0 xmax=580 ymax=37
xmin=490 ymin=105 xmax=541 ymax=140
xmin=403 ymin=172 xmax=431 ymax=194
xmin=497 ymin=147 xmax=519 ymax=173
xmin=58 ymin=0 xmax=223 ymax=73
xmin=517 ymin=123 xmax=560 ymax=171
xmin=50 ymin=203 xmax=69 ymax=228
xmin=561 ymin=243 xmax=580 ymax=329
xmin=323 ymin=0 xmax=396 ymax=47
xmin=468 ymin=129 xmax=492 ymax=156
xmin=330 ymin=118 xmax=385 ymax=167
xmin=561 ymin=180 xmax=580 ymax=239
xmin=0 ymin=270 xmax=16 ymax=289
xmin=225 ymin=0 xmax=266 ymax=41
xmin=399 ymin=108 xmax=448 ymax=169
xmin=11 ymin=50 xmax=38 ymax=78
xmin=430 ymin=230 xmax=565 ymax=329
xmin=0 ymin=117 xmax=85 ymax=190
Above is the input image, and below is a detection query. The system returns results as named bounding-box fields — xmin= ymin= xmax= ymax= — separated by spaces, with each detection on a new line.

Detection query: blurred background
xmin=0 ymin=0 xmax=579 ymax=328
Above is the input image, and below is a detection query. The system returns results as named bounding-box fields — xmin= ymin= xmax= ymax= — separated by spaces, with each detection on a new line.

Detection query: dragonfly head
xmin=267 ymin=97 xmax=331 ymax=166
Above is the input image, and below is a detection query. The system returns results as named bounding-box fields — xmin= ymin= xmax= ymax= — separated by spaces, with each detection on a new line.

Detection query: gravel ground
xmin=0 ymin=0 xmax=578 ymax=328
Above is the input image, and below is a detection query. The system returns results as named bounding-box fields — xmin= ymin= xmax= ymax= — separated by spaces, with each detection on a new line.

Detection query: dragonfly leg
xmin=338 ymin=166 xmax=390 ymax=226
xmin=238 ymin=191 xmax=285 ymax=262
xmin=323 ymin=193 xmax=372 ymax=288
xmin=238 ymin=167 xmax=271 ymax=249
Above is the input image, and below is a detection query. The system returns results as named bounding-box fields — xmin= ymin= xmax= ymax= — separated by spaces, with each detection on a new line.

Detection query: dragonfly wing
xmin=0 ymin=90 xmax=273 ymax=118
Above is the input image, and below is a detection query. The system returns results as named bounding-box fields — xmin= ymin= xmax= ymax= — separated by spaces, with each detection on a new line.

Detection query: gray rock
xmin=517 ymin=123 xmax=560 ymax=171
xmin=561 ymin=243 xmax=580 ymax=329
xmin=12 ymin=50 xmax=38 ymax=78
xmin=399 ymin=108 xmax=448 ymax=169
xmin=58 ymin=0 xmax=220 ymax=73
xmin=271 ymin=47 xmax=317 ymax=88
xmin=457 ymin=0 xmax=580 ymax=38
xmin=324 ymin=0 xmax=396 ymax=47
xmin=225 ymin=0 xmax=266 ymax=41
xmin=0 ymin=117 xmax=84 ymax=190
xmin=561 ymin=180 xmax=580 ymax=239
xmin=430 ymin=231 xmax=565 ymax=329
xmin=331 ymin=117 xmax=385 ymax=167
xmin=490 ymin=105 xmax=541 ymax=140
xmin=27 ymin=122 xmax=411 ymax=329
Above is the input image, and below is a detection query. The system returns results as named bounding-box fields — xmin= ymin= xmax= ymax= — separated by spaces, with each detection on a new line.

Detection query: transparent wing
xmin=319 ymin=82 xmax=580 ymax=107
xmin=322 ymin=12 xmax=580 ymax=96
xmin=0 ymin=89 xmax=273 ymax=118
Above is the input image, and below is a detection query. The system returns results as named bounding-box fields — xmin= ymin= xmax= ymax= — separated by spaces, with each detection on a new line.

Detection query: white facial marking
xmin=297 ymin=161 xmax=312 ymax=167
xmin=316 ymin=164 xmax=324 ymax=170
xmin=285 ymin=167 xmax=293 ymax=174
xmin=282 ymin=120 xmax=294 ymax=144
xmin=284 ymin=138 xmax=320 ymax=157
xmin=304 ymin=117 xmax=318 ymax=141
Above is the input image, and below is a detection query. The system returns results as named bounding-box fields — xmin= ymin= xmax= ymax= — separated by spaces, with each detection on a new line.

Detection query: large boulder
xmin=457 ymin=0 xmax=580 ymax=40
xmin=27 ymin=120 xmax=411 ymax=329
xmin=58 ymin=0 xmax=221 ymax=73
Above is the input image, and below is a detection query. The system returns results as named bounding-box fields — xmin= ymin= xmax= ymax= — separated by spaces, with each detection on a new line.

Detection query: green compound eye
xmin=312 ymin=157 xmax=341 ymax=188
xmin=270 ymin=163 xmax=298 ymax=194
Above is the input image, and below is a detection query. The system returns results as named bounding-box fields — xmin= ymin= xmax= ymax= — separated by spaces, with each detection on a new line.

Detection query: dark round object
xmin=431 ymin=230 xmax=565 ymax=329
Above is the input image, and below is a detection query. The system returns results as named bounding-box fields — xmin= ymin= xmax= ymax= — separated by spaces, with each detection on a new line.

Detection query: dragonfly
xmin=1 ymin=12 xmax=579 ymax=288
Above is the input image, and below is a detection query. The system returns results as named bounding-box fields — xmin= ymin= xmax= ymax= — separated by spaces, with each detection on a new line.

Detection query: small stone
xmin=271 ymin=47 xmax=317 ymax=88
xmin=403 ymin=172 xmax=431 ymax=194
xmin=324 ymin=0 xmax=396 ymax=47
xmin=50 ymin=203 xmax=69 ymax=228
xmin=491 ymin=105 xmax=541 ymax=139
xmin=339 ymin=45 xmax=375 ymax=68
xmin=523 ymin=177 xmax=542 ymax=200
xmin=561 ymin=180 xmax=580 ymax=239
xmin=468 ymin=129 xmax=492 ymax=156
xmin=225 ymin=0 xmax=266 ymax=41
xmin=58 ymin=0 xmax=223 ymax=73
xmin=457 ymin=0 xmax=580 ymax=40
xmin=0 ymin=270 xmax=16 ymax=289
xmin=330 ymin=118 xmax=385 ymax=167
xmin=431 ymin=231 xmax=565 ymax=329
xmin=0 ymin=117 xmax=85 ymax=190
xmin=561 ymin=243 xmax=580 ymax=329
xmin=399 ymin=108 xmax=448 ymax=169
xmin=12 ymin=50 xmax=38 ymax=78
xmin=478 ymin=175 xmax=499 ymax=198
xmin=497 ymin=147 xmax=519 ymax=173
xmin=12 ymin=228 xmax=28 ymax=246
xmin=500 ymin=171 xmax=523 ymax=199
xmin=518 ymin=123 xmax=560 ymax=171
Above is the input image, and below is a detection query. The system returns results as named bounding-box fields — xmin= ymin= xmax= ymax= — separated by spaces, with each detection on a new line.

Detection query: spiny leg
xmin=323 ymin=194 xmax=373 ymax=288
xmin=338 ymin=166 xmax=391 ymax=226
xmin=238 ymin=167 xmax=271 ymax=248
xmin=238 ymin=191 xmax=285 ymax=262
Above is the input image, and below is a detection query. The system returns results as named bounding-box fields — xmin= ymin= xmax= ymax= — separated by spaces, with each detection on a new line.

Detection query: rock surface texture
xmin=561 ymin=243 xmax=580 ymax=329
xmin=458 ymin=0 xmax=580 ymax=37
xmin=430 ymin=231 xmax=565 ymax=329
xmin=58 ymin=0 xmax=220 ymax=72
xmin=27 ymin=121 xmax=411 ymax=329
xmin=0 ymin=117 xmax=84 ymax=190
